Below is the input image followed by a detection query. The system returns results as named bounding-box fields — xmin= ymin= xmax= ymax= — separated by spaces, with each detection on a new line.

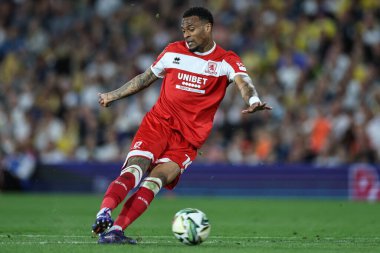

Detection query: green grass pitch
xmin=0 ymin=194 xmax=379 ymax=253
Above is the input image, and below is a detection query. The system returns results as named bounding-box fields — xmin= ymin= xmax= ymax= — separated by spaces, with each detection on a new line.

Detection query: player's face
xmin=181 ymin=16 xmax=212 ymax=52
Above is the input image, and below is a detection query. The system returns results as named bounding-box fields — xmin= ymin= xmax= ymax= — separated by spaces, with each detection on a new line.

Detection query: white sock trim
xmin=120 ymin=165 xmax=143 ymax=188
xmin=140 ymin=177 xmax=162 ymax=196
xmin=97 ymin=207 xmax=111 ymax=217
xmin=109 ymin=225 xmax=122 ymax=231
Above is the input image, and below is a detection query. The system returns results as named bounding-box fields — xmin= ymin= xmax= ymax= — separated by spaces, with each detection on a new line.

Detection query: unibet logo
xmin=178 ymin=73 xmax=207 ymax=85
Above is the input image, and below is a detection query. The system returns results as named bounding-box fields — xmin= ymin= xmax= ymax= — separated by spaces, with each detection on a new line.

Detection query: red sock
xmin=114 ymin=187 xmax=155 ymax=230
xmin=100 ymin=173 xmax=136 ymax=210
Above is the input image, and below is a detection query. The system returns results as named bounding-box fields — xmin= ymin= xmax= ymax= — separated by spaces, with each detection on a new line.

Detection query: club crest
xmin=205 ymin=61 xmax=218 ymax=75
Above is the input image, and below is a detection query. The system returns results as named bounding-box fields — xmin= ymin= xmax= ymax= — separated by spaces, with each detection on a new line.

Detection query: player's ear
xmin=205 ymin=23 xmax=212 ymax=33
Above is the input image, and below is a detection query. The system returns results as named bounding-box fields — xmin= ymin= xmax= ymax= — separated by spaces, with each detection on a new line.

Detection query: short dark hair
xmin=183 ymin=7 xmax=214 ymax=26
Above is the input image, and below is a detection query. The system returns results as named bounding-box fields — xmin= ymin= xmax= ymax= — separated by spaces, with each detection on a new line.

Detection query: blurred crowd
xmin=0 ymin=0 xmax=380 ymax=186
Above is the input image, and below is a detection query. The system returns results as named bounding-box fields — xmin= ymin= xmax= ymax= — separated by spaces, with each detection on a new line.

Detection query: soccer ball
xmin=171 ymin=208 xmax=211 ymax=245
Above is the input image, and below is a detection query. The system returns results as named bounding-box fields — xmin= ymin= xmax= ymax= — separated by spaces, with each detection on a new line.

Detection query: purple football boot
xmin=98 ymin=229 xmax=137 ymax=244
xmin=92 ymin=208 xmax=114 ymax=235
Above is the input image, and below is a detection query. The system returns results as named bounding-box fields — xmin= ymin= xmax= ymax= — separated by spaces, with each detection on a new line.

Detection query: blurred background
xmin=0 ymin=0 xmax=379 ymax=200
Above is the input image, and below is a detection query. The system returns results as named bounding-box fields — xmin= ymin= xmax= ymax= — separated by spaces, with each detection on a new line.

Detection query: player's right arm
xmin=98 ymin=68 xmax=158 ymax=107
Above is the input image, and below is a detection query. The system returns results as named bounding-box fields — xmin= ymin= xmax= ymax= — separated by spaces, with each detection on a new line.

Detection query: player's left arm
xmin=234 ymin=74 xmax=272 ymax=114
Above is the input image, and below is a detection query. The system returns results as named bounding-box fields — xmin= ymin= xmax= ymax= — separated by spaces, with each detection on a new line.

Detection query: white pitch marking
xmin=1 ymin=234 xmax=380 ymax=240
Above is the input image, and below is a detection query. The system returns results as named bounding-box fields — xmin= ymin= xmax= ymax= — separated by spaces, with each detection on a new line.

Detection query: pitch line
xmin=0 ymin=240 xmax=221 ymax=245
xmin=1 ymin=239 xmax=379 ymax=246
xmin=0 ymin=234 xmax=299 ymax=239
xmin=1 ymin=234 xmax=380 ymax=240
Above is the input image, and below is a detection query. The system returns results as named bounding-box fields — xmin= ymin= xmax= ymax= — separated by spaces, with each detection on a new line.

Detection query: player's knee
xmin=150 ymin=170 xmax=175 ymax=186
xmin=126 ymin=156 xmax=151 ymax=171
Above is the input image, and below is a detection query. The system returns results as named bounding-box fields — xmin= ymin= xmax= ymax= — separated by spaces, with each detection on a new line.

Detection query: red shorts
xmin=123 ymin=111 xmax=197 ymax=189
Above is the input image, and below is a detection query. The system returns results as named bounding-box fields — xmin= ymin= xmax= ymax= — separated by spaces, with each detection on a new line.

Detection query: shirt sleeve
xmin=223 ymin=52 xmax=249 ymax=82
xmin=150 ymin=46 xmax=169 ymax=78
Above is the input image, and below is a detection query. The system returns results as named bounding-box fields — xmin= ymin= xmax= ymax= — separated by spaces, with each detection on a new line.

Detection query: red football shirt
xmin=150 ymin=41 xmax=248 ymax=148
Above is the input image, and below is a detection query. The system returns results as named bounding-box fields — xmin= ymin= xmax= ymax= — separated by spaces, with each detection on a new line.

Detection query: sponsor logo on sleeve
xmin=236 ymin=62 xmax=247 ymax=71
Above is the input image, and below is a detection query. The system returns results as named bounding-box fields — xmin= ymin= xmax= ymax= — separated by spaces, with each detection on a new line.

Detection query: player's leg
xmin=92 ymin=156 xmax=151 ymax=234
xmin=98 ymin=162 xmax=180 ymax=244
xmin=93 ymin=111 xmax=170 ymax=239
xmin=114 ymin=161 xmax=180 ymax=230
xmin=107 ymin=131 xmax=197 ymax=232
xmin=100 ymin=157 xmax=150 ymax=209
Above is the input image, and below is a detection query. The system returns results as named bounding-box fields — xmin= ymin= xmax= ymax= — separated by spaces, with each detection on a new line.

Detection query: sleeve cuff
xmin=150 ymin=65 xmax=164 ymax=78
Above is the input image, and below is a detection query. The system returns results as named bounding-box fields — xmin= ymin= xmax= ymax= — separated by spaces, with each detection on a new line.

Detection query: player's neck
xmin=195 ymin=40 xmax=215 ymax=55
xmin=201 ymin=40 xmax=215 ymax=52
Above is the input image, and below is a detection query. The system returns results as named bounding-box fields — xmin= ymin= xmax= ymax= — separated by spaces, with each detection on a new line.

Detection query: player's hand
xmin=241 ymin=102 xmax=272 ymax=114
xmin=98 ymin=93 xmax=113 ymax=107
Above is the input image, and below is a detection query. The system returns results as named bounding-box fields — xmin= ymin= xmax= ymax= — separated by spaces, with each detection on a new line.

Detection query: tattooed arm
xmin=98 ymin=68 xmax=158 ymax=107
xmin=234 ymin=74 xmax=272 ymax=114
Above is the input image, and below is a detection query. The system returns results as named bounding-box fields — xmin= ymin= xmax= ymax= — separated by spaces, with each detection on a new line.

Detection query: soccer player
xmin=92 ymin=7 xmax=271 ymax=244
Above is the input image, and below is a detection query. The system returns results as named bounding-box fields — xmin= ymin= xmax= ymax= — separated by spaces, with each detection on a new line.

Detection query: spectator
xmin=0 ymin=0 xmax=379 ymax=165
